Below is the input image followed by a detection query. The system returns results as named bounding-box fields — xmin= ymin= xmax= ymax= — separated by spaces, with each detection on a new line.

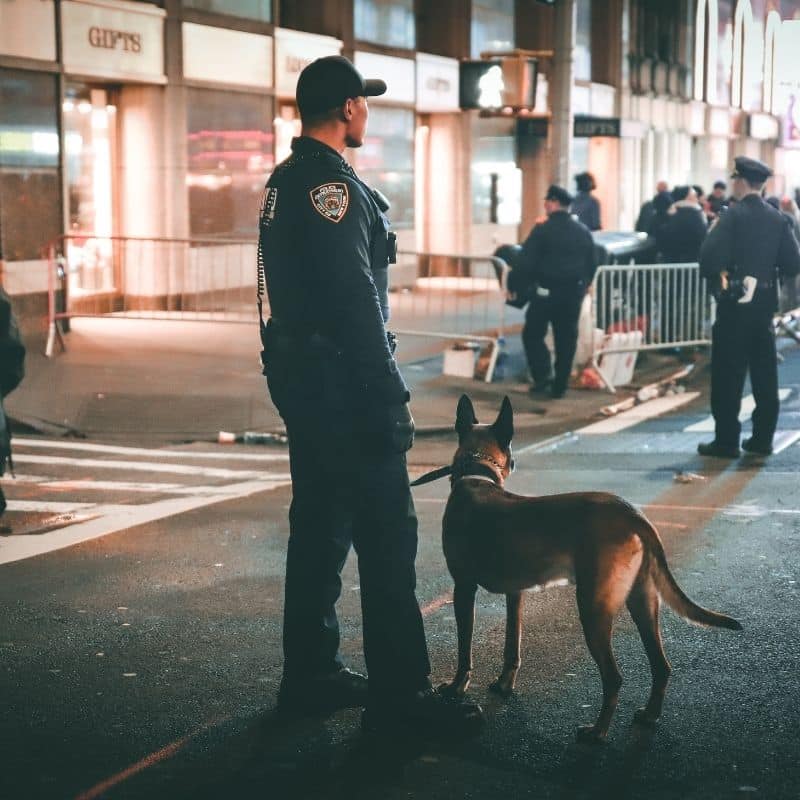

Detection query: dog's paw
xmin=488 ymin=679 xmax=514 ymax=698
xmin=633 ymin=708 xmax=659 ymax=727
xmin=575 ymin=725 xmax=607 ymax=745
xmin=437 ymin=681 xmax=467 ymax=698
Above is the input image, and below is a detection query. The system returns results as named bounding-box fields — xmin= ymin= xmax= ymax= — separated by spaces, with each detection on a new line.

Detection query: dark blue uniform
xmin=699 ymin=194 xmax=800 ymax=449
xmin=258 ymin=136 xmax=431 ymax=701
xmin=511 ymin=210 xmax=597 ymax=395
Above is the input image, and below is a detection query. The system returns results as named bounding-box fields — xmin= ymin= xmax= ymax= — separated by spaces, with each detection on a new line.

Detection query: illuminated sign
xmin=274 ymin=28 xmax=341 ymax=98
xmin=747 ymin=112 xmax=779 ymax=141
xmin=354 ymin=52 xmax=415 ymax=105
xmin=459 ymin=58 xmax=538 ymax=111
xmin=0 ymin=0 xmax=56 ymax=61
xmin=61 ymin=0 xmax=165 ymax=84
xmin=416 ymin=53 xmax=459 ymax=112
xmin=774 ymin=20 xmax=800 ymax=149
xmin=183 ymin=23 xmax=272 ymax=88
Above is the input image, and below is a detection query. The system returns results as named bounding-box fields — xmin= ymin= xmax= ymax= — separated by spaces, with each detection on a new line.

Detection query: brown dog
xmin=415 ymin=394 xmax=742 ymax=743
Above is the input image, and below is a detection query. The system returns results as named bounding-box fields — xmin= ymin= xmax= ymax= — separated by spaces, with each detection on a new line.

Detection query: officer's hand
xmin=387 ymin=402 xmax=415 ymax=453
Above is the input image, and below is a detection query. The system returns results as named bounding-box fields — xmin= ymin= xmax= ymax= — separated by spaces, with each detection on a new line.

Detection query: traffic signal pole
xmin=550 ymin=0 xmax=576 ymax=188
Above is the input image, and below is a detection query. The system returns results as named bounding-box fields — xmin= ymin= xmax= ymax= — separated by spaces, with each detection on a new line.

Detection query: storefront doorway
xmin=62 ymin=83 xmax=119 ymax=297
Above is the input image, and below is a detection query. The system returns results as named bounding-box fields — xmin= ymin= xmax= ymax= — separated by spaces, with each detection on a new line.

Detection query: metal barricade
xmin=592 ymin=262 xmax=712 ymax=391
xmin=46 ymin=237 xmax=513 ymax=375
xmin=390 ymin=250 xmax=509 ymax=340
xmin=389 ymin=251 xmax=513 ymax=382
xmin=46 ymin=234 xmax=260 ymax=356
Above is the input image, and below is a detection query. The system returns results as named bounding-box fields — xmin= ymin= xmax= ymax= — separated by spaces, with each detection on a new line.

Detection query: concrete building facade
xmin=0 ymin=0 xmax=798 ymax=332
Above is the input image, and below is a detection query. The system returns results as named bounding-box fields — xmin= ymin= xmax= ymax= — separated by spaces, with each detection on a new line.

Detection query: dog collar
xmin=409 ymin=449 xmax=513 ymax=488
xmin=454 ymin=474 xmax=497 ymax=485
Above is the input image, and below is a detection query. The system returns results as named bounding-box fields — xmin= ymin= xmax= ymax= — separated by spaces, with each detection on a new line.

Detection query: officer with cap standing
xmin=258 ymin=55 xmax=483 ymax=736
xmin=509 ymin=184 xmax=598 ymax=398
xmin=697 ymin=156 xmax=800 ymax=458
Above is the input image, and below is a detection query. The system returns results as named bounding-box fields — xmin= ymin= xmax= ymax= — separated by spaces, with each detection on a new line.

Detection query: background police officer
xmin=698 ymin=156 xmax=800 ymax=458
xmin=258 ymin=56 xmax=482 ymax=735
xmin=509 ymin=185 xmax=598 ymax=399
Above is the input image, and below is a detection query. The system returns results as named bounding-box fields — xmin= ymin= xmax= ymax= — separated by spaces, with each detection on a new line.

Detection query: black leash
xmin=409 ymin=465 xmax=452 ymax=486
xmin=410 ymin=449 xmax=513 ymax=488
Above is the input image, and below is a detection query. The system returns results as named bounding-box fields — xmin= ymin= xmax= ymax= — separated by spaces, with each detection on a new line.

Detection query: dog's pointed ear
xmin=492 ymin=396 xmax=514 ymax=449
xmin=455 ymin=394 xmax=478 ymax=435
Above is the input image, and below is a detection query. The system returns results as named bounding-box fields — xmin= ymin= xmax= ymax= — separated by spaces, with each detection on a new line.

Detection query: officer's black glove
xmin=385 ymin=402 xmax=415 ymax=453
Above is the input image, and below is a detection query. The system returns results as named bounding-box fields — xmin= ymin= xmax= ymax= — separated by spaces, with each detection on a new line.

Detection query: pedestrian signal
xmin=459 ymin=58 xmax=538 ymax=111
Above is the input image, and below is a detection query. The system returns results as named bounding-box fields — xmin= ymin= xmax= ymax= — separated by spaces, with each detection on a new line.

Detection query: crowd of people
xmin=634 ymin=178 xmax=800 ymax=271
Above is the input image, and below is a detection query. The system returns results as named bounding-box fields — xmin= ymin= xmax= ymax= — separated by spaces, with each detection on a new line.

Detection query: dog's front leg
xmin=439 ymin=581 xmax=477 ymax=697
xmin=489 ymin=591 xmax=523 ymax=697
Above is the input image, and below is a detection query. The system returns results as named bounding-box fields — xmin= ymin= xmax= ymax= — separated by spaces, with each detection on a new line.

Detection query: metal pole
xmin=550 ymin=0 xmax=576 ymax=187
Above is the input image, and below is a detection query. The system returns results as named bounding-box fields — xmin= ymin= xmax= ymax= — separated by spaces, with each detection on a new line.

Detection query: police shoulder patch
xmin=259 ymin=187 xmax=278 ymax=227
xmin=310 ymin=182 xmax=350 ymax=223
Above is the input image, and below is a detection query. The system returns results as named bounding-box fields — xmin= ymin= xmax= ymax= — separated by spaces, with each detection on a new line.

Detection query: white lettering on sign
xmin=88 ymin=27 xmax=142 ymax=53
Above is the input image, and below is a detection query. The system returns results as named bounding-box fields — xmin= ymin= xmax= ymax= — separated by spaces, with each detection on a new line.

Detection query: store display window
xmin=354 ymin=105 xmax=415 ymax=229
xmin=471 ymin=116 xmax=521 ymax=225
xmin=0 ymin=69 xmax=61 ymax=261
xmin=186 ymin=88 xmax=274 ymax=237
xmin=183 ymin=0 xmax=271 ymax=23
xmin=471 ymin=0 xmax=514 ymax=57
xmin=354 ymin=0 xmax=415 ymax=49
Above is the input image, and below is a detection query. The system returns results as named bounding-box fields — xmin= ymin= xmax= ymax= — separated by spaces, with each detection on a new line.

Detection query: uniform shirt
xmin=512 ymin=210 xmax=598 ymax=293
xmin=259 ymin=135 xmax=408 ymax=404
xmin=699 ymin=193 xmax=800 ymax=306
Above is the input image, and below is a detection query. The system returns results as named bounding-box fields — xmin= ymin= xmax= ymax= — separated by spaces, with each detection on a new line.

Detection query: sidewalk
xmin=6 ymin=317 xmax=697 ymax=448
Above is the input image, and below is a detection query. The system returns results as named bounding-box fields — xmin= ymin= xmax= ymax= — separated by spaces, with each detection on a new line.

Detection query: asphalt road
xmin=1 ymin=350 xmax=799 ymax=799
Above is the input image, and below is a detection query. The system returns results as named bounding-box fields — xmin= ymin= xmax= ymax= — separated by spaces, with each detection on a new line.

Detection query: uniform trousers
xmin=522 ymin=284 xmax=585 ymax=392
xmin=268 ymin=353 xmax=432 ymax=702
xmin=710 ymin=293 xmax=779 ymax=447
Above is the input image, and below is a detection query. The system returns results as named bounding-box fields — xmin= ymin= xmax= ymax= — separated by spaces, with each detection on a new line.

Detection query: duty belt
xmin=262 ymin=319 xmax=341 ymax=357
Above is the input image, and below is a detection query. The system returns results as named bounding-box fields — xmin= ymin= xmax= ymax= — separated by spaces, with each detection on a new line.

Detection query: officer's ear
xmin=341 ymin=98 xmax=355 ymax=122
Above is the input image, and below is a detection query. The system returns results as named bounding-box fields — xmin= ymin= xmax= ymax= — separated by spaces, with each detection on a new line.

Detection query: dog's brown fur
xmin=437 ymin=394 xmax=742 ymax=743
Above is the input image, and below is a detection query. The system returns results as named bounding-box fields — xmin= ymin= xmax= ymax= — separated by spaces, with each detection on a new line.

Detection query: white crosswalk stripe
xmin=1 ymin=437 xmax=292 ymax=565
xmin=684 ymin=388 xmax=792 ymax=432
xmin=13 ymin=437 xmax=289 ymax=462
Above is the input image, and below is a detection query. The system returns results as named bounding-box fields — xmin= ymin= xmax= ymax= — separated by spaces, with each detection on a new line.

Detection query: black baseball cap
xmin=731 ymin=155 xmax=772 ymax=183
xmin=546 ymin=184 xmax=573 ymax=206
xmin=296 ymin=56 xmax=387 ymax=117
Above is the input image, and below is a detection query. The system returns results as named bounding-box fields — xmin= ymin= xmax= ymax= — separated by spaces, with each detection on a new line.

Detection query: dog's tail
xmin=636 ymin=515 xmax=743 ymax=631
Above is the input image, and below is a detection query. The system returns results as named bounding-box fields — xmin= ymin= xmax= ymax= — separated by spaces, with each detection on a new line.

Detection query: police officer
xmin=510 ymin=185 xmax=598 ymax=398
xmin=697 ymin=156 xmax=800 ymax=458
xmin=258 ymin=56 xmax=482 ymax=736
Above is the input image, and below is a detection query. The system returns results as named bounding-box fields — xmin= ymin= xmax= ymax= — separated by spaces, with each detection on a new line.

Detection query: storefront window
xmin=471 ymin=117 xmax=520 ymax=225
xmin=716 ymin=0 xmax=734 ymax=107
xmin=471 ymin=0 xmax=514 ymax=58
xmin=182 ymin=0 xmax=271 ymax=23
xmin=354 ymin=0 xmax=415 ymax=49
xmin=186 ymin=88 xmax=274 ymax=238
xmin=354 ymin=106 xmax=414 ymax=229
xmin=575 ymin=0 xmax=592 ymax=82
xmin=0 ymin=69 xmax=61 ymax=261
